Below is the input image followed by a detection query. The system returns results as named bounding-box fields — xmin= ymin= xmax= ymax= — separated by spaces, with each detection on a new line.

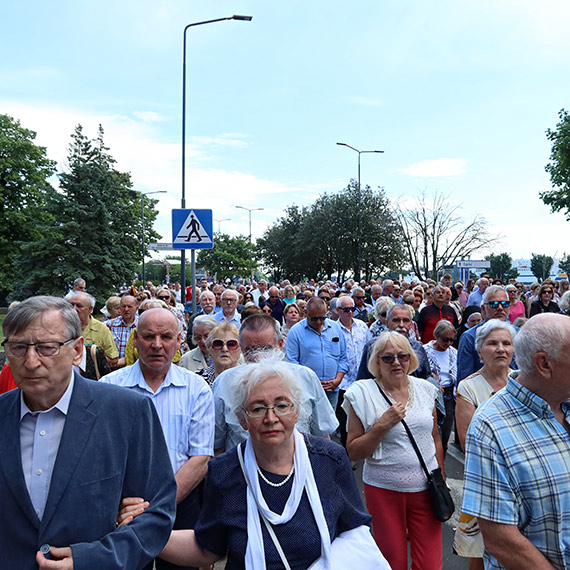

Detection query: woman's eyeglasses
xmin=380 ymin=353 xmax=411 ymax=364
xmin=211 ymin=339 xmax=240 ymax=351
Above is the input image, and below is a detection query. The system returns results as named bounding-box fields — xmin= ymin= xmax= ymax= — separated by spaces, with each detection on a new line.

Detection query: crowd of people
xmin=1 ymin=270 xmax=570 ymax=569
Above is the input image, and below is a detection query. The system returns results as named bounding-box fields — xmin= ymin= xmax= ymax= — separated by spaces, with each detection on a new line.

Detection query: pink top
xmin=508 ymin=300 xmax=526 ymax=323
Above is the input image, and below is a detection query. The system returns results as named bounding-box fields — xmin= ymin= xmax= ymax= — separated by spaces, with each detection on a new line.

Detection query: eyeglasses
xmin=486 ymin=300 xmax=510 ymax=309
xmin=157 ymin=296 xmax=170 ymax=301
xmin=319 ymin=296 xmax=331 ymax=301
xmin=543 ymin=290 xmax=553 ymax=295
xmin=223 ymin=298 xmax=238 ymax=304
xmin=440 ymin=337 xmax=456 ymax=343
xmin=3 ymin=338 xmax=76 ymax=358
xmin=341 ymin=306 xmax=356 ymax=313
xmin=309 ymin=316 xmax=327 ymax=322
xmin=380 ymin=353 xmax=411 ymax=364
xmin=353 ymin=295 xmax=365 ymax=300
xmin=211 ymin=339 xmax=239 ymax=351
xmin=379 ymin=312 xmax=387 ymax=318
xmin=245 ymin=401 xmax=296 ymax=418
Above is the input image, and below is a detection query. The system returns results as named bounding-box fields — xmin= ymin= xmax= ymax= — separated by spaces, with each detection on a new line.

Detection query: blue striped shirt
xmin=462 ymin=374 xmax=570 ymax=569
xmin=102 ymin=363 xmax=214 ymax=472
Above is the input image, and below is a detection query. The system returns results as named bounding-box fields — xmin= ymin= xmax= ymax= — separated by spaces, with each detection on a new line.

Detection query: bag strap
xmin=374 ymin=382 xmax=432 ymax=481
xmin=237 ymin=443 xmax=292 ymax=570
xmin=90 ymin=344 xmax=101 ymax=380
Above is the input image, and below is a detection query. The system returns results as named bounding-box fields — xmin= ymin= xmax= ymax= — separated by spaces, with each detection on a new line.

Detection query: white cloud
xmin=132 ymin=111 xmax=164 ymax=123
xmin=400 ymin=158 xmax=467 ymax=178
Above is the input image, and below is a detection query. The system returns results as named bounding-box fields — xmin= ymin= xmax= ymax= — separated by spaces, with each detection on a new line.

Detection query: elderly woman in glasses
xmin=423 ymin=319 xmax=458 ymax=455
xmin=196 ymin=322 xmax=241 ymax=387
xmin=144 ymin=358 xmax=388 ymax=569
xmin=529 ymin=282 xmax=561 ymax=317
xmin=343 ymin=331 xmax=445 ymax=570
xmin=369 ymin=297 xmax=395 ymax=338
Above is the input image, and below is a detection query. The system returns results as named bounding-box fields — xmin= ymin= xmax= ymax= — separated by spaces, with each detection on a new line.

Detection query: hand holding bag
xmin=375 ymin=382 xmax=455 ymax=522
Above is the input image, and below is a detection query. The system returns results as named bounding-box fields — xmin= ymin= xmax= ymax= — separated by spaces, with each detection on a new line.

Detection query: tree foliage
xmin=257 ymin=181 xmax=403 ymax=282
xmin=0 ymin=115 xmax=56 ymax=299
xmin=197 ymin=233 xmax=252 ymax=281
xmin=396 ymin=190 xmax=499 ymax=281
xmin=558 ymin=253 xmax=570 ymax=277
xmin=10 ymin=125 xmax=160 ymax=301
xmin=530 ymin=253 xmax=553 ymax=282
xmin=542 ymin=109 xmax=570 ymax=220
xmin=485 ymin=252 xmax=519 ymax=282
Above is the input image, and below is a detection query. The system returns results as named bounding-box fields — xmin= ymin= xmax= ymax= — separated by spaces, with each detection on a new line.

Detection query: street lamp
xmin=180 ymin=14 xmax=252 ymax=309
xmin=236 ymin=205 xmax=263 ymax=282
xmin=336 ymin=142 xmax=384 ymax=281
xmin=140 ymin=190 xmax=166 ymax=283
xmin=214 ymin=218 xmax=230 ymax=233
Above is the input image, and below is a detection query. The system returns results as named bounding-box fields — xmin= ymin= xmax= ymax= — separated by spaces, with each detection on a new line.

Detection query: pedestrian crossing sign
xmin=172 ymin=209 xmax=214 ymax=249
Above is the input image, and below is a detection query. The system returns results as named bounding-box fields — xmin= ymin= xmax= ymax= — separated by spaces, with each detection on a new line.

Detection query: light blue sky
xmin=3 ymin=1 xmax=570 ymax=265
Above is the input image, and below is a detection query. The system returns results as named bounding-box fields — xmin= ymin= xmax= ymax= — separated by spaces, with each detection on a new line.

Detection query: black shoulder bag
xmin=375 ymin=382 xmax=455 ymax=522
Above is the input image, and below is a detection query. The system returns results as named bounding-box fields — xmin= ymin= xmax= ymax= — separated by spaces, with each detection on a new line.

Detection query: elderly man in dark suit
xmin=0 ymin=296 xmax=176 ymax=570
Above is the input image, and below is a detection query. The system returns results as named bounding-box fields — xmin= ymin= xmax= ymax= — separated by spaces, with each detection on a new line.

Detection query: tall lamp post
xmin=141 ymin=190 xmax=166 ymax=283
xmin=336 ymin=142 xmax=384 ymax=282
xmin=181 ymin=14 xmax=252 ymax=310
xmin=236 ymin=205 xmax=263 ymax=282
xmin=214 ymin=218 xmax=230 ymax=233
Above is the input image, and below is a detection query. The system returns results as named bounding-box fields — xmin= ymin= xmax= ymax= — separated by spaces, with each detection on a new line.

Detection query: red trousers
xmin=364 ymin=484 xmax=442 ymax=570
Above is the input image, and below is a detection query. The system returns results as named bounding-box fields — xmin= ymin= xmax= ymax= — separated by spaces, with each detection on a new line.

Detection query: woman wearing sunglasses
xmin=343 ymin=331 xmax=445 ymax=570
xmin=529 ymin=282 xmax=561 ymax=317
xmin=198 ymin=323 xmax=242 ymax=387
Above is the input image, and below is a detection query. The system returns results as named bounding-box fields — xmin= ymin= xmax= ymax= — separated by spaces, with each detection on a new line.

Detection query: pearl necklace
xmin=257 ymin=464 xmax=295 ymax=487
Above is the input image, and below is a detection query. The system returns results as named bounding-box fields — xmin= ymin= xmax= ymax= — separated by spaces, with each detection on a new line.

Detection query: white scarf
xmin=239 ymin=428 xmax=332 ymax=570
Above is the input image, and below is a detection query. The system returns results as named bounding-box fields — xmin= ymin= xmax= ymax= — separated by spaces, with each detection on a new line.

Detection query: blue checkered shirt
xmin=462 ymin=374 xmax=570 ymax=569
xmin=106 ymin=315 xmax=138 ymax=358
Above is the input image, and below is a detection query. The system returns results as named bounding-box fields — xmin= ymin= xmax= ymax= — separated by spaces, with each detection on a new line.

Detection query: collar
xmin=20 ymin=373 xmax=75 ymax=420
xmin=302 ymin=318 xmax=332 ymax=333
xmin=506 ymin=372 xmax=562 ymax=419
xmin=124 ymin=361 xmax=186 ymax=393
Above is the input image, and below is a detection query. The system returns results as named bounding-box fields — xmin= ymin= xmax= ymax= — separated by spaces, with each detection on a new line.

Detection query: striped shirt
xmin=106 ymin=315 xmax=138 ymax=358
xmin=102 ymin=362 xmax=214 ymax=472
xmin=462 ymin=374 xmax=570 ymax=569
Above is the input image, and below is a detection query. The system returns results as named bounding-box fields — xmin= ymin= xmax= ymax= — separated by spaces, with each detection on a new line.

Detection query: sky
xmin=3 ymin=0 xmax=570 ymax=270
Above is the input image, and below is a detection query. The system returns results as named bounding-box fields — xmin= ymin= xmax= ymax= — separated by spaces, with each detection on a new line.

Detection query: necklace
xmin=257 ymin=463 xmax=295 ymax=487
xmin=378 ymin=379 xmax=412 ymax=409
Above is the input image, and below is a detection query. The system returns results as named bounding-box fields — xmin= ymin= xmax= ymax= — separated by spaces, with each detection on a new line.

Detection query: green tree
xmin=0 ymin=115 xmax=56 ymax=300
xmin=558 ymin=253 xmax=570 ymax=277
xmin=197 ymin=233 xmax=252 ymax=281
xmin=396 ymin=189 xmax=499 ymax=281
xmin=257 ymin=181 xmax=403 ymax=281
xmin=485 ymin=252 xmax=519 ymax=282
xmin=541 ymin=109 xmax=570 ymax=220
xmin=10 ymin=125 xmax=160 ymax=301
xmin=530 ymin=253 xmax=554 ymax=282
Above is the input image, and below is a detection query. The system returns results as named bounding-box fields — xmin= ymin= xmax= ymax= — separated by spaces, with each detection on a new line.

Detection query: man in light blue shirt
xmin=214 ymin=288 xmax=241 ymax=328
xmin=103 ymin=308 xmax=213 ymax=570
xmin=286 ymin=297 xmax=348 ymax=409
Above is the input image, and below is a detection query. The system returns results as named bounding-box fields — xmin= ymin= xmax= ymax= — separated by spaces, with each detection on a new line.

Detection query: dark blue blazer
xmin=0 ymin=373 xmax=177 ymax=570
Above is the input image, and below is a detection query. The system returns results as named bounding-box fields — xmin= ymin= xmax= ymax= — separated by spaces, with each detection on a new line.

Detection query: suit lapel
xmin=40 ymin=374 xmax=97 ymax=532
xmin=0 ymin=390 xmax=41 ymax=528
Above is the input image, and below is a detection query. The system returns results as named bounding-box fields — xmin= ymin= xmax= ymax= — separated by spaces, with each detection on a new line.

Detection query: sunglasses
xmin=157 ymin=296 xmax=170 ymax=301
xmin=353 ymin=295 xmax=365 ymax=300
xmin=341 ymin=306 xmax=356 ymax=313
xmin=310 ymin=316 xmax=327 ymax=322
xmin=543 ymin=290 xmax=553 ymax=295
xmin=440 ymin=337 xmax=456 ymax=343
xmin=319 ymin=296 xmax=331 ymax=301
xmin=211 ymin=339 xmax=239 ymax=351
xmin=380 ymin=353 xmax=411 ymax=364
xmin=486 ymin=301 xmax=510 ymax=309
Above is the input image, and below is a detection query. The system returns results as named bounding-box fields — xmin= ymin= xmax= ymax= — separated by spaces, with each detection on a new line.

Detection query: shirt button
xmin=36 ymin=469 xmax=43 ymax=476
xmin=39 ymin=430 xmax=46 ymax=436
xmin=36 ymin=510 xmax=41 ymax=516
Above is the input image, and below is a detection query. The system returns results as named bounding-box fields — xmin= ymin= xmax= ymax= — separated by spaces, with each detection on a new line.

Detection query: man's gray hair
xmin=239 ymin=313 xmax=282 ymax=345
xmin=482 ymin=285 xmax=507 ymax=305
xmin=192 ymin=315 xmax=218 ymax=330
xmin=75 ymin=292 xmax=96 ymax=310
xmin=73 ymin=278 xmax=86 ymax=287
xmin=199 ymin=290 xmax=215 ymax=302
xmin=514 ymin=314 xmax=565 ymax=374
xmin=3 ymin=296 xmax=82 ymax=340
xmin=432 ymin=284 xmax=446 ymax=295
xmin=387 ymin=303 xmax=414 ymax=320
xmin=352 ymin=287 xmax=365 ymax=296
xmin=306 ymin=297 xmax=326 ymax=312
xmin=382 ymin=279 xmax=394 ymax=289
xmin=475 ymin=319 xmax=516 ymax=352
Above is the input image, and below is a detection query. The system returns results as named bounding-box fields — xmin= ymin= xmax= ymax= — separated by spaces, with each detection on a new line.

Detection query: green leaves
xmin=530 ymin=254 xmax=553 ymax=282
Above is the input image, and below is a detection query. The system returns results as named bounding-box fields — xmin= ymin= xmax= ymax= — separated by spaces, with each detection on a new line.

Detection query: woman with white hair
xmin=369 ymin=297 xmax=395 ymax=338
xmin=152 ymin=358 xmax=388 ymax=569
xmin=453 ymin=319 xmax=516 ymax=568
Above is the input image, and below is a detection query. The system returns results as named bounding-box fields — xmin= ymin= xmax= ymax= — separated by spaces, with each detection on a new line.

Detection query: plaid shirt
xmin=106 ymin=315 xmax=138 ymax=358
xmin=462 ymin=374 xmax=570 ymax=570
